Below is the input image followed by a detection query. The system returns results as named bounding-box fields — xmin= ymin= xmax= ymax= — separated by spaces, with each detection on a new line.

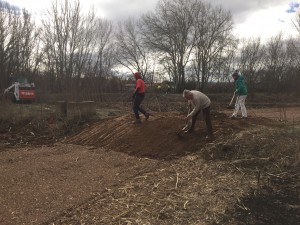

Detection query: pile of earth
xmin=64 ymin=111 xmax=274 ymax=160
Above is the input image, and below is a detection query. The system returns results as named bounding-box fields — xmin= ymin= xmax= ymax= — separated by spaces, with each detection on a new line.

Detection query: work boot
xmin=132 ymin=119 xmax=141 ymax=124
xmin=229 ymin=115 xmax=237 ymax=119
xmin=145 ymin=113 xmax=150 ymax=121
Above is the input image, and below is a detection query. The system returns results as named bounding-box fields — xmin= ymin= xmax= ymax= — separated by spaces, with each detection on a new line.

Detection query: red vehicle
xmin=4 ymin=76 xmax=35 ymax=103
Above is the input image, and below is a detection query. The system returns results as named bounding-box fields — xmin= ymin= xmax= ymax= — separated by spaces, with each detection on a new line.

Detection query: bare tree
xmin=191 ymin=2 xmax=235 ymax=91
xmin=212 ymin=45 xmax=238 ymax=92
xmin=85 ymin=16 xmax=115 ymax=93
xmin=71 ymin=11 xmax=114 ymax=92
xmin=0 ymin=2 xmax=39 ymax=90
xmin=115 ymin=17 xmax=151 ymax=80
xmin=292 ymin=9 xmax=300 ymax=35
xmin=42 ymin=0 xmax=79 ymax=92
xmin=237 ymin=37 xmax=265 ymax=88
xmin=281 ymin=37 xmax=300 ymax=94
xmin=42 ymin=0 xmax=94 ymax=92
xmin=141 ymin=0 xmax=196 ymax=91
xmin=262 ymin=33 xmax=288 ymax=93
xmin=41 ymin=0 xmax=116 ymax=94
xmin=91 ymin=18 xmax=114 ymax=78
xmin=290 ymin=10 xmax=300 ymax=70
xmin=0 ymin=4 xmax=18 ymax=88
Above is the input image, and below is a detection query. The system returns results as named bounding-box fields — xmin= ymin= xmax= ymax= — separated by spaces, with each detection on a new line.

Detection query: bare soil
xmin=0 ymin=105 xmax=299 ymax=225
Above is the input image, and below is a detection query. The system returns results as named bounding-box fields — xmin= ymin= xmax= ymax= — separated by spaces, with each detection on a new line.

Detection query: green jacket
xmin=235 ymin=74 xmax=248 ymax=96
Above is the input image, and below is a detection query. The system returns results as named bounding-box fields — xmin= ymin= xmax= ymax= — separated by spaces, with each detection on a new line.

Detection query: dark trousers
xmin=133 ymin=95 xmax=146 ymax=119
xmin=190 ymin=106 xmax=213 ymax=136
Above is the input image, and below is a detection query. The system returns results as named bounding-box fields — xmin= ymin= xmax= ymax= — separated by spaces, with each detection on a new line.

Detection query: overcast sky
xmin=5 ymin=0 xmax=300 ymax=42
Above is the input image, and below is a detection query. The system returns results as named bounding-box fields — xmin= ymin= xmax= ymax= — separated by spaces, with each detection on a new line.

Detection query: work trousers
xmin=190 ymin=106 xmax=213 ymax=136
xmin=133 ymin=95 xmax=146 ymax=119
xmin=233 ymin=95 xmax=247 ymax=117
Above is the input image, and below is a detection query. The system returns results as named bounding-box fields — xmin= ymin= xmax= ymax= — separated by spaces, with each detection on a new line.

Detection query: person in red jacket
xmin=132 ymin=72 xmax=150 ymax=124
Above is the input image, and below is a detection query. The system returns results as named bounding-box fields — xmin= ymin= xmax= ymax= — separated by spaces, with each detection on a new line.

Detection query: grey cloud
xmin=0 ymin=0 xmax=20 ymax=13
xmin=94 ymin=0 xmax=159 ymax=22
xmin=205 ymin=0 xmax=290 ymax=23
xmin=90 ymin=0 xmax=294 ymax=25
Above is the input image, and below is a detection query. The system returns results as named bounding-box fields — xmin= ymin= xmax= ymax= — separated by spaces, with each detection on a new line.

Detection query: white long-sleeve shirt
xmin=187 ymin=90 xmax=211 ymax=117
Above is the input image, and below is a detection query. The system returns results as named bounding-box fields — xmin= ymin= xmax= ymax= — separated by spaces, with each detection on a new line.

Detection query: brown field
xmin=0 ymin=95 xmax=299 ymax=225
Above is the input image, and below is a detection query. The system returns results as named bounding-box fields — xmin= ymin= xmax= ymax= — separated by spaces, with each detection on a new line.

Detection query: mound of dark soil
xmin=64 ymin=112 xmax=273 ymax=159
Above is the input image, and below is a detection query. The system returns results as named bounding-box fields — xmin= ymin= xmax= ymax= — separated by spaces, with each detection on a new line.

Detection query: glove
xmin=132 ymin=93 xmax=136 ymax=101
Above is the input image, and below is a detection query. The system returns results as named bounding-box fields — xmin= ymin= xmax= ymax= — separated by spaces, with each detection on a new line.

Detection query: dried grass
xmin=53 ymin=124 xmax=300 ymax=225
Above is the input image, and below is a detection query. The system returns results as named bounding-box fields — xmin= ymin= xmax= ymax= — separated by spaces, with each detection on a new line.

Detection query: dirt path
xmin=222 ymin=106 xmax=300 ymax=122
xmin=0 ymin=144 xmax=161 ymax=225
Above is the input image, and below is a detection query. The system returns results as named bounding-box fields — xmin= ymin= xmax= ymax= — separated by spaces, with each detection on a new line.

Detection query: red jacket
xmin=134 ymin=72 xmax=145 ymax=94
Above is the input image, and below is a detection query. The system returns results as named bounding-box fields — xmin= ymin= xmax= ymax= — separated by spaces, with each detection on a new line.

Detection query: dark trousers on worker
xmin=133 ymin=94 xmax=147 ymax=119
xmin=190 ymin=106 xmax=213 ymax=136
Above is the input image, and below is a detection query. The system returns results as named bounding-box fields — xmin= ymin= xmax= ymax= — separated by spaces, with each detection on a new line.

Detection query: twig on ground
xmin=230 ymin=163 xmax=245 ymax=175
xmin=231 ymin=157 xmax=270 ymax=165
xmin=184 ymin=200 xmax=189 ymax=210
xmin=118 ymin=186 xmax=135 ymax=190
xmin=113 ymin=208 xmax=134 ymax=220
xmin=175 ymin=172 xmax=179 ymax=189
xmin=265 ymin=172 xmax=291 ymax=178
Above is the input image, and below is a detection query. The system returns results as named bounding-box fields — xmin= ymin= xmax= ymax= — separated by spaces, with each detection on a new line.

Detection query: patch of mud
xmin=224 ymin=178 xmax=300 ymax=225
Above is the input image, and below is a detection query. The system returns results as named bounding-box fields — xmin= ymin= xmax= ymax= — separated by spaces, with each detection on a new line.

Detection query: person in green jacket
xmin=230 ymin=70 xmax=248 ymax=118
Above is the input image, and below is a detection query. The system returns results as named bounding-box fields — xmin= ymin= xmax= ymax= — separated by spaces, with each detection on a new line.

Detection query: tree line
xmin=0 ymin=0 xmax=299 ymax=96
